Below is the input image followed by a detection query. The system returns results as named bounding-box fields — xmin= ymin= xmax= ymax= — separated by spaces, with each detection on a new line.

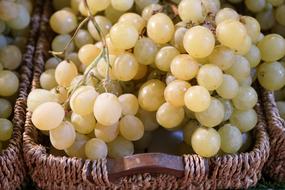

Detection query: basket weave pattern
xmin=0 ymin=1 xmax=42 ymax=189
xmin=23 ymin=1 xmax=270 ymax=189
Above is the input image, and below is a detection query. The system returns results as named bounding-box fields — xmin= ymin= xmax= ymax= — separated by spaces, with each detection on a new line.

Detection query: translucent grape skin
xmin=52 ymin=34 xmax=74 ymax=53
xmin=85 ymin=138 xmax=108 ymax=159
xmin=65 ymin=133 xmax=89 ymax=158
xmin=119 ymin=115 xmax=144 ymax=141
xmin=40 ymin=69 xmax=57 ymax=90
xmin=136 ymin=108 xmax=159 ymax=131
xmin=0 ymin=118 xmax=13 ymax=141
xmin=230 ymin=109 xmax=258 ymax=132
xmin=107 ymin=136 xmax=134 ymax=158
xmin=27 ymin=89 xmax=58 ymax=112
xmin=216 ymin=74 xmax=239 ymax=99
xmin=232 ymin=86 xmax=258 ymax=111
xmin=118 ymin=94 xmax=139 ymax=115
xmin=134 ymin=37 xmax=158 ymax=65
xmin=113 ymin=53 xmax=139 ymax=81
xmin=49 ymin=9 xmax=77 ymax=34
xmin=118 ymin=13 xmax=146 ymax=33
xmin=31 ymin=102 xmax=65 ymax=131
xmin=164 ymin=80 xmax=191 ymax=107
xmin=178 ymin=0 xmax=205 ymax=24
xmin=197 ymin=64 xmax=223 ymax=91
xmin=71 ymin=113 xmax=96 ymax=135
xmin=7 ymin=4 xmax=30 ymax=30
xmin=78 ymin=44 xmax=101 ymax=66
xmin=218 ymin=124 xmax=242 ymax=154
xmin=208 ymin=45 xmax=235 ymax=71
xmin=74 ymin=29 xmax=94 ymax=49
xmin=88 ymin=16 xmax=112 ymax=41
xmin=55 ymin=61 xmax=78 ymax=88
xmin=184 ymin=86 xmax=211 ymax=112
xmin=0 ymin=70 xmax=19 ymax=97
xmin=215 ymin=8 xmax=239 ymax=25
xmin=183 ymin=120 xmax=200 ymax=145
xmin=155 ymin=46 xmax=180 ymax=72
xmin=0 ymin=45 xmax=22 ymax=70
xmin=191 ymin=127 xmax=221 ymax=157
xmin=0 ymin=98 xmax=12 ymax=118
xmin=225 ymin=55 xmax=250 ymax=83
xmin=94 ymin=122 xmax=119 ymax=143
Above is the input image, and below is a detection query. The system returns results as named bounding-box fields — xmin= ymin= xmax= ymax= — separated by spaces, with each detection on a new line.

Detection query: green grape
xmin=137 ymin=108 xmax=159 ymax=131
xmin=275 ymin=5 xmax=285 ymax=26
xmin=178 ymin=0 xmax=205 ymax=24
xmin=50 ymin=86 xmax=68 ymax=104
xmin=74 ymin=29 xmax=94 ymax=49
xmin=0 ymin=70 xmax=19 ymax=97
xmin=156 ymin=102 xmax=185 ymax=129
xmin=245 ymin=0 xmax=266 ymax=13
xmin=134 ymin=37 xmax=158 ymax=65
xmin=230 ymin=109 xmax=257 ymax=132
xmin=85 ymin=138 xmax=108 ymax=159
xmin=107 ymin=136 xmax=134 ymax=158
xmin=216 ymin=74 xmax=239 ymax=99
xmin=6 ymin=4 xmax=30 ymax=30
xmin=0 ymin=118 xmax=13 ymax=141
xmin=94 ymin=122 xmax=119 ymax=143
xmin=142 ymin=4 xmax=163 ymax=21
xmin=155 ymin=46 xmax=180 ymax=72
xmin=65 ymin=133 xmax=89 ymax=158
xmin=134 ymin=0 xmax=159 ymax=12
xmin=111 ymin=0 xmax=134 ymax=11
xmin=267 ymin=0 xmax=284 ymax=6
xmin=50 ymin=121 xmax=76 ymax=150
xmin=78 ymin=44 xmax=101 ymax=66
xmin=49 ymin=9 xmax=78 ymax=34
xmin=225 ymin=55 xmax=250 ymax=83
xmin=119 ymin=115 xmax=144 ymax=141
xmin=215 ymin=8 xmax=239 ymax=25
xmin=244 ymin=45 xmax=261 ymax=68
xmin=184 ymin=86 xmax=211 ymax=112
xmin=183 ymin=120 xmax=200 ymax=145
xmin=52 ymin=34 xmax=74 ymax=54
xmin=164 ymin=80 xmax=191 ymax=107
xmin=27 ymin=89 xmax=58 ymax=112
xmin=257 ymin=34 xmax=285 ymax=62
xmin=256 ymin=9 xmax=275 ymax=31
xmin=55 ymin=60 xmax=78 ymax=87
xmin=208 ymin=45 xmax=235 ymax=71
xmin=0 ymin=98 xmax=12 ymax=119
xmin=240 ymin=16 xmax=261 ymax=44
xmin=118 ymin=94 xmax=139 ymax=115
xmin=39 ymin=69 xmax=57 ymax=90
xmin=0 ymin=1 xmax=18 ymax=21
xmin=71 ymin=112 xmax=96 ymax=135
xmin=232 ymin=86 xmax=258 ymax=110
xmin=113 ymin=53 xmax=139 ymax=81
xmin=32 ymin=102 xmax=65 ymax=131
xmin=171 ymin=27 xmax=187 ymax=53
xmin=276 ymin=101 xmax=285 ymax=120
xmin=118 ymin=13 xmax=146 ymax=33
xmin=195 ymin=97 xmax=225 ymax=128
xmin=197 ymin=64 xmax=223 ymax=91
xmin=191 ymin=127 xmax=221 ymax=157
xmin=45 ymin=57 xmax=61 ymax=70
xmin=219 ymin=98 xmax=233 ymax=121
xmin=88 ymin=16 xmax=112 ymax=41
xmin=218 ymin=124 xmax=242 ymax=154
xmin=87 ymin=0 xmax=110 ymax=12
xmin=257 ymin=61 xmax=285 ymax=90
xmin=0 ymin=45 xmax=22 ymax=70
xmin=104 ymin=5 xmax=125 ymax=24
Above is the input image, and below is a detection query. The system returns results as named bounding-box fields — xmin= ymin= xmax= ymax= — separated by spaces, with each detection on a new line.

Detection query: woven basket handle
xmin=106 ymin=153 xmax=184 ymax=181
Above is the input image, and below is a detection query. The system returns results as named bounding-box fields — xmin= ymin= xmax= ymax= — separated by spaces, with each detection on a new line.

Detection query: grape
xmin=215 ymin=8 xmax=239 ymax=25
xmin=6 ymin=4 xmax=30 ymax=30
xmin=55 ymin=60 xmax=78 ymax=87
xmin=66 ymin=53 xmax=82 ymax=70
xmin=94 ymin=122 xmax=119 ymax=143
xmin=135 ymin=0 xmax=159 ymax=12
xmin=0 ymin=45 xmax=22 ymax=70
xmin=239 ymin=132 xmax=253 ymax=152
xmin=32 ymin=102 xmax=65 ymax=130
xmin=119 ymin=115 xmax=144 ymax=141
xmin=138 ymin=79 xmax=165 ymax=111
xmin=134 ymin=37 xmax=158 ymax=65
xmin=142 ymin=4 xmax=163 ymax=21
xmin=184 ymin=86 xmax=211 ymax=112
xmin=137 ymin=109 xmax=159 ymax=131
xmin=191 ymin=127 xmax=221 ymax=157
xmin=244 ymin=45 xmax=261 ymax=68
xmin=111 ymin=0 xmax=134 ymax=11
xmin=0 ymin=70 xmax=19 ymax=97
xmin=110 ymin=22 xmax=139 ymax=50
xmin=49 ymin=9 xmax=77 ymax=34
xmin=156 ymin=102 xmax=184 ymax=129
xmin=45 ymin=57 xmax=61 ymax=70
xmin=27 ymin=89 xmax=58 ymax=112
xmin=51 ymin=86 xmax=68 ymax=104
xmin=257 ymin=34 xmax=285 ymax=62
xmin=155 ymin=46 xmax=180 ymax=72
xmin=232 ymin=86 xmax=258 ymax=111
xmin=0 ymin=1 xmax=18 ymax=21
xmin=256 ymin=9 xmax=275 ymax=31
xmin=71 ymin=113 xmax=96 ymax=135
xmin=87 ymin=16 xmax=112 ymax=41
xmin=240 ymin=16 xmax=261 ymax=43
xmin=170 ymin=54 xmax=199 ymax=81
xmin=118 ymin=13 xmax=145 ymax=33
xmin=0 ymin=118 xmax=13 ymax=141
xmin=197 ymin=64 xmax=223 ymax=91
xmin=107 ymin=136 xmax=134 ymax=158
xmin=85 ymin=138 xmax=108 ymax=159
xmin=208 ymin=46 xmax=235 ymax=71
xmin=171 ymin=27 xmax=187 ymax=53
xmin=78 ymin=44 xmax=101 ymax=66
xmin=218 ymin=124 xmax=242 ymax=153
xmin=257 ymin=61 xmax=285 ymax=90
xmin=216 ymin=74 xmax=239 ymax=99
xmin=183 ymin=26 xmax=215 ymax=59
xmin=216 ymin=20 xmax=248 ymax=52
xmin=74 ymin=29 xmax=94 ymax=49
xmin=96 ymin=55 xmax=117 ymax=80
xmin=201 ymin=0 xmax=221 ymax=14
xmin=275 ymin=5 xmax=285 ymax=26
xmin=225 ymin=55 xmax=250 ymax=83
xmin=86 ymin=0 xmax=110 ymax=12
xmin=245 ymin=0 xmax=266 ymax=13
xmin=70 ymin=86 xmax=98 ymax=116
xmin=164 ymin=80 xmax=191 ymax=107
xmin=267 ymin=0 xmax=284 ymax=6
xmin=93 ymin=93 xmax=122 ymax=126
xmin=65 ymin=133 xmax=89 ymax=158
xmin=230 ymin=109 xmax=257 ymax=132
xmin=134 ymin=131 xmax=153 ymax=150
xmin=0 ymin=98 xmax=12 ymax=119
xmin=219 ymin=98 xmax=233 ymax=121
xmin=118 ymin=94 xmax=139 ymax=115
xmin=178 ymin=0 xmax=205 ymax=24
xmin=133 ymin=64 xmax=148 ymax=80
xmin=147 ymin=13 xmax=174 ymax=44
xmin=183 ymin=120 xmax=200 ymax=145
xmin=113 ymin=53 xmax=139 ymax=81
xmin=40 ymin=69 xmax=57 ymax=90
xmin=276 ymin=101 xmax=285 ymax=120
xmin=50 ymin=121 xmax=76 ymax=150
xmin=52 ymin=34 xmax=74 ymax=54
xmin=52 ymin=0 xmax=70 ymax=10
xmin=104 ymin=5 xmax=125 ymax=24
xmin=195 ymin=98 xmax=225 ymax=128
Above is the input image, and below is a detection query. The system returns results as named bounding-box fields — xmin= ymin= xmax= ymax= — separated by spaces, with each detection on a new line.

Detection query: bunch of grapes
xmin=0 ymin=0 xmax=33 ymax=151
xmin=28 ymin=0 xmax=272 ymax=159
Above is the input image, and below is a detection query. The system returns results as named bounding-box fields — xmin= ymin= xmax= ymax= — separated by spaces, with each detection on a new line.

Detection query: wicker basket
xmin=260 ymin=87 xmax=285 ymax=182
xmin=0 ymin=1 xmax=42 ymax=189
xmin=23 ymin=1 xmax=270 ymax=189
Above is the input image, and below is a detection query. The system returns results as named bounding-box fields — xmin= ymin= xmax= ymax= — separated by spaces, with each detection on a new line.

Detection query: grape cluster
xmin=0 ymin=0 xmax=33 ymax=151
xmin=28 ymin=0 xmax=281 ymax=159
